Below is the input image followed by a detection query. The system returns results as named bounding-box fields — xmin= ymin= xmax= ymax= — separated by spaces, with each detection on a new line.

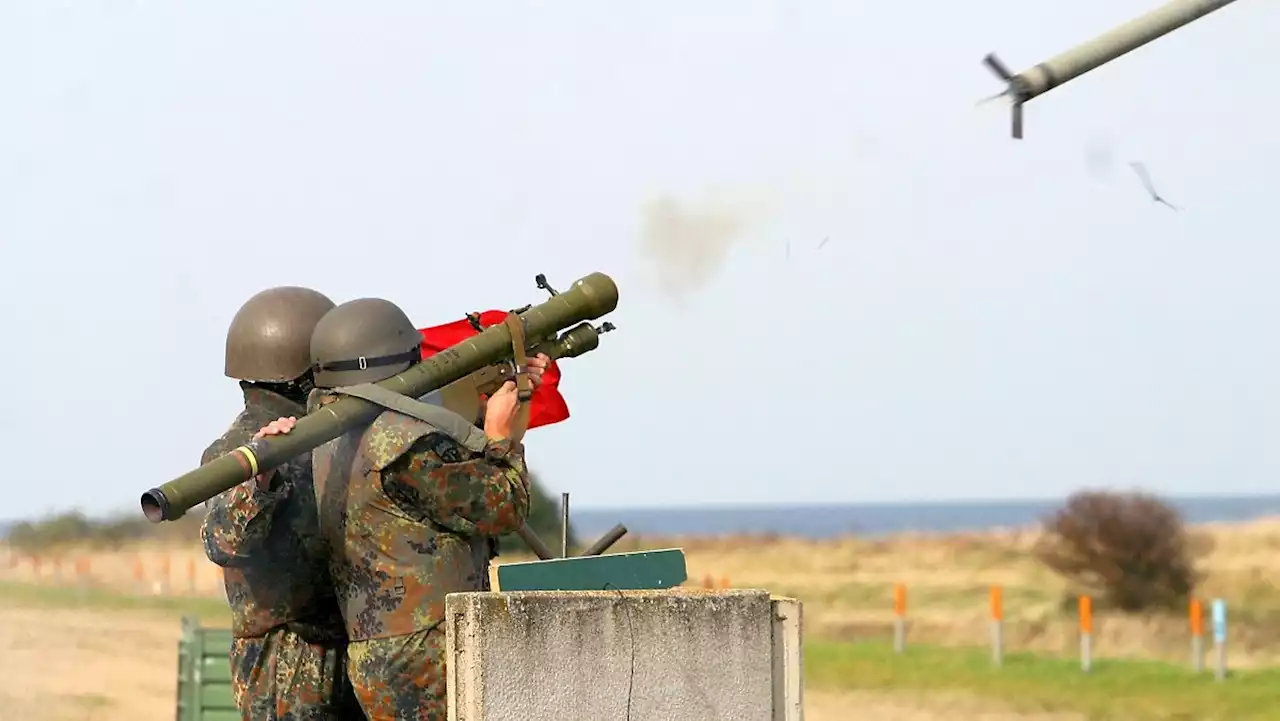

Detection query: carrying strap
xmin=331 ymin=383 xmax=488 ymax=454
xmin=502 ymin=313 xmax=533 ymax=443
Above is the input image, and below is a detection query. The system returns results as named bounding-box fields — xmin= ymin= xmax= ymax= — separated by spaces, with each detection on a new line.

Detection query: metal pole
xmin=560 ymin=492 xmax=570 ymax=558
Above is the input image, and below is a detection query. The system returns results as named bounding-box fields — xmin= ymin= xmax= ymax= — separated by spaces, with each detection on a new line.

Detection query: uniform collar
xmin=239 ymin=382 xmax=305 ymax=418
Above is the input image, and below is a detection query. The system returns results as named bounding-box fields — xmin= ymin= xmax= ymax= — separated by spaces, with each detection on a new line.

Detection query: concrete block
xmin=770 ymin=596 xmax=804 ymax=721
xmin=447 ymin=588 xmax=796 ymax=721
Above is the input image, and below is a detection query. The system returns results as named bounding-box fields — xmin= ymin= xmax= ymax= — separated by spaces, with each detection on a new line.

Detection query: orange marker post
xmin=1079 ymin=595 xmax=1093 ymax=673
xmin=893 ymin=584 xmax=907 ymax=653
xmin=159 ymin=555 xmax=171 ymax=594
xmin=1189 ymin=598 xmax=1205 ymax=672
xmin=990 ymin=585 xmax=1004 ymax=666
xmin=187 ymin=558 xmax=197 ymax=594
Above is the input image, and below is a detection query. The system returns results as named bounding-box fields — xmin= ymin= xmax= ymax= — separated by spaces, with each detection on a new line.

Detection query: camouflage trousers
xmin=230 ymin=628 xmax=366 ymax=720
xmin=346 ymin=625 xmax=447 ymax=721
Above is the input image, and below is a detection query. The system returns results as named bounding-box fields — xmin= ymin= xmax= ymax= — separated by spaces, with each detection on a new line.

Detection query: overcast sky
xmin=2 ymin=0 xmax=1277 ymax=519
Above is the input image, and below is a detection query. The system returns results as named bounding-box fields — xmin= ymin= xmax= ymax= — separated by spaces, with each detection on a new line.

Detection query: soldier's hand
xmin=483 ymin=382 xmax=520 ymax=440
xmin=251 ymin=416 xmax=296 ymax=489
xmin=253 ymin=416 xmax=297 ymax=440
xmin=525 ymin=353 xmax=550 ymax=389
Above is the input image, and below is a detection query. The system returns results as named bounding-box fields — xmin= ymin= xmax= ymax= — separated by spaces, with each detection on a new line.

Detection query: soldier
xmin=307 ymin=297 xmax=545 ymax=720
xmin=200 ymin=286 xmax=366 ymax=721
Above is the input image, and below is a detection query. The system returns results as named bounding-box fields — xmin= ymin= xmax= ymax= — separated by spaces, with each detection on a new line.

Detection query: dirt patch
xmin=0 ymin=603 xmax=181 ymax=721
xmin=804 ymin=690 xmax=1085 ymax=721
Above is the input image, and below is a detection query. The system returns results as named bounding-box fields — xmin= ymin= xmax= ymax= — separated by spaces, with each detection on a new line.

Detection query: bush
xmin=1033 ymin=490 xmax=1210 ymax=612
xmin=4 ymin=510 xmax=201 ymax=551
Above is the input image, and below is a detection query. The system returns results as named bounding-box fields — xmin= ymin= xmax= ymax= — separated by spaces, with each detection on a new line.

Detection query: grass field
xmin=807 ymin=642 xmax=1279 ymax=721
xmin=4 ymin=516 xmax=1280 ymax=719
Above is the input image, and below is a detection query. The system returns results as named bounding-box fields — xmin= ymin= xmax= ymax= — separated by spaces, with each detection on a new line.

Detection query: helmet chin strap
xmin=247 ymin=372 xmax=315 ymax=407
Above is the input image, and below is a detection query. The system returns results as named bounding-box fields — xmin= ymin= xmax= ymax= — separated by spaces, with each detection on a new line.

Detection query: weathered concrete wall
xmin=446 ymin=589 xmax=803 ymax=721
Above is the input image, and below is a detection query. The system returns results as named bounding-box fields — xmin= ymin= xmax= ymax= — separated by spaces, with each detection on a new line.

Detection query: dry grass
xmin=659 ymin=518 xmax=1280 ymax=668
xmin=7 ymin=518 xmax=1280 ymax=668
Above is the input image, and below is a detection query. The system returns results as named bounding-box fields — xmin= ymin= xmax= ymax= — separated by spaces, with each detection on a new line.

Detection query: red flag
xmin=418 ymin=311 xmax=570 ymax=429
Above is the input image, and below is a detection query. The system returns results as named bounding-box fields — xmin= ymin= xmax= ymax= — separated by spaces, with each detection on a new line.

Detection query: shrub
xmin=1033 ymin=490 xmax=1210 ymax=612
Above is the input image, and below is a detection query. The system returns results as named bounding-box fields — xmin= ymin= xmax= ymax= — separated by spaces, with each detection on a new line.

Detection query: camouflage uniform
xmin=313 ymin=404 xmax=531 ymax=721
xmin=201 ymin=383 xmax=366 ymax=721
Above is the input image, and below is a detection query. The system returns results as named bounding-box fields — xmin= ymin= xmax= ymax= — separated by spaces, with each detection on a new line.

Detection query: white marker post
xmin=1211 ymin=598 xmax=1227 ymax=681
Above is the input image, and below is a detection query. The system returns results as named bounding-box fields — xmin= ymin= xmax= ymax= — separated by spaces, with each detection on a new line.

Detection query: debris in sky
xmin=817 ymin=236 xmax=830 ymax=250
xmin=1129 ymin=161 xmax=1180 ymax=211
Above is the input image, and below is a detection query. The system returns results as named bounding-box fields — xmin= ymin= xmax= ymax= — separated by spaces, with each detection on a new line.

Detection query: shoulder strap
xmin=502 ymin=313 xmax=533 ymax=443
xmin=331 ymin=383 xmax=489 ymax=454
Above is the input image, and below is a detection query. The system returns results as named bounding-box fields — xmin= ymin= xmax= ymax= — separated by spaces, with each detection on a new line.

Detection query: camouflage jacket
xmin=313 ymin=407 xmax=531 ymax=640
xmin=200 ymin=384 xmax=347 ymax=643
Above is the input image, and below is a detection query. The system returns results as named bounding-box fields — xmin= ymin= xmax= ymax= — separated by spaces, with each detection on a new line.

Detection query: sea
xmin=567 ymin=494 xmax=1280 ymax=540
xmin=4 ymin=495 xmax=1280 ymax=541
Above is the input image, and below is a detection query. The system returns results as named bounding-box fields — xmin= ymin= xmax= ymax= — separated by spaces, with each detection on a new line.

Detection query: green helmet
xmin=310 ymin=297 xmax=421 ymax=388
xmin=225 ymin=286 xmax=336 ymax=383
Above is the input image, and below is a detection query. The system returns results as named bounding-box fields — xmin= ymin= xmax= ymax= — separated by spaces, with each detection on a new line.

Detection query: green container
xmin=175 ymin=617 xmax=237 ymax=721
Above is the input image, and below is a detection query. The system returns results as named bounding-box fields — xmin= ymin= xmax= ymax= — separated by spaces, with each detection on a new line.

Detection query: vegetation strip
xmin=806 ymin=640 xmax=1280 ymax=721
xmin=0 ymin=581 xmax=231 ymax=619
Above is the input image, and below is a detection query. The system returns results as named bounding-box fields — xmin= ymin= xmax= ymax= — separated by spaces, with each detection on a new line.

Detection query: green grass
xmin=0 ymin=581 xmax=231 ymax=621
xmin=806 ymin=640 xmax=1280 ymax=720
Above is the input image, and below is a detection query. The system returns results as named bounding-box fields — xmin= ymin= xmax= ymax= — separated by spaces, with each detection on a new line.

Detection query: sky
xmin=2 ymin=0 xmax=1277 ymax=519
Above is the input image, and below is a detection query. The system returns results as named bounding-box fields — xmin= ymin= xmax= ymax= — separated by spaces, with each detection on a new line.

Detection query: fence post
xmin=1211 ymin=598 xmax=1227 ymax=681
xmin=990 ymin=585 xmax=1004 ymax=666
xmin=1078 ymin=595 xmax=1093 ymax=673
xmin=1189 ymin=598 xmax=1204 ymax=672
xmin=893 ymin=584 xmax=907 ymax=653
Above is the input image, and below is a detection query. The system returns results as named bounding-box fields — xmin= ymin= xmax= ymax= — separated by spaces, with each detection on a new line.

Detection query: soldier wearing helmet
xmin=199 ymin=286 xmax=365 ymax=721
xmin=307 ymin=297 xmax=546 ymax=721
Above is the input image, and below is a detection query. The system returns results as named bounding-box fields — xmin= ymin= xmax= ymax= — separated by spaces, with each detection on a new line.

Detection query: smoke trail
xmin=637 ymin=194 xmax=753 ymax=300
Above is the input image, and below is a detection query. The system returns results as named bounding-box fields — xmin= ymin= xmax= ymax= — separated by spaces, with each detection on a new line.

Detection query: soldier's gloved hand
xmin=251 ymin=416 xmax=297 ymax=490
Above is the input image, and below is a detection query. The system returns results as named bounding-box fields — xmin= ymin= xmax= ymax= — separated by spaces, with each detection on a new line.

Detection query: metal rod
xmin=516 ymin=524 xmax=554 ymax=561
xmin=581 ymin=524 xmax=629 ymax=557
xmin=560 ymin=492 xmax=570 ymax=558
